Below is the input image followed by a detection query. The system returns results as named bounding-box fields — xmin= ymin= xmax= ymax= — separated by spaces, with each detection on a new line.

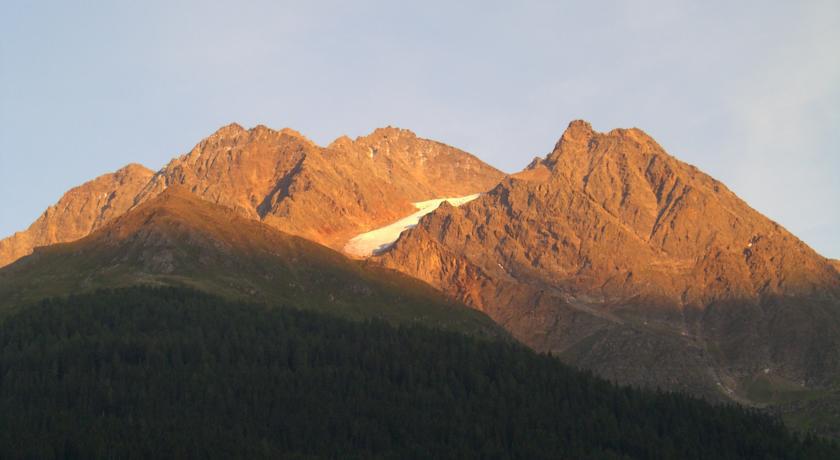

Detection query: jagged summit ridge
xmin=0 ymin=123 xmax=503 ymax=267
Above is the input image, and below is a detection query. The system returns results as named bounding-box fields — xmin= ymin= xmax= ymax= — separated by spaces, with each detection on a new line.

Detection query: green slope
xmin=0 ymin=188 xmax=504 ymax=338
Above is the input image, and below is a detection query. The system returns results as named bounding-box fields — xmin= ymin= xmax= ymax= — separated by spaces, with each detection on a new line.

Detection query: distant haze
xmin=1 ymin=0 xmax=838 ymax=257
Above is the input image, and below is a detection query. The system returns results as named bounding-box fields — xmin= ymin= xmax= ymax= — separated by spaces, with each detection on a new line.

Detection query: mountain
xmin=377 ymin=121 xmax=840 ymax=406
xmin=0 ymin=124 xmax=503 ymax=269
xmin=3 ymin=119 xmax=838 ymax=434
xmin=138 ymin=124 xmax=503 ymax=250
xmin=0 ymin=164 xmax=153 ymax=267
xmin=0 ymin=187 xmax=505 ymax=338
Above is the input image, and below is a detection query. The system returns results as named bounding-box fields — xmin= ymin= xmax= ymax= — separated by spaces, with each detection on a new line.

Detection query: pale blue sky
xmin=1 ymin=1 xmax=838 ymax=257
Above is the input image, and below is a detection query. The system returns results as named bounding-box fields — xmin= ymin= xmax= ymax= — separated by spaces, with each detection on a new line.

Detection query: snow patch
xmin=344 ymin=194 xmax=480 ymax=258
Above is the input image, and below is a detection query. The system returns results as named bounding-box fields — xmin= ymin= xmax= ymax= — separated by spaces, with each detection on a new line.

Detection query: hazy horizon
xmin=2 ymin=0 xmax=838 ymax=257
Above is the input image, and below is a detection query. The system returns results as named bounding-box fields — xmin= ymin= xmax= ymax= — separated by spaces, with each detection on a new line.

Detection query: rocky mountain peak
xmin=197 ymin=123 xmax=319 ymax=151
xmin=277 ymin=127 xmax=316 ymax=146
xmin=365 ymin=126 xmax=417 ymax=141
xmin=209 ymin=122 xmax=247 ymax=139
xmin=544 ymin=120 xmax=598 ymax=175
xmin=115 ymin=163 xmax=153 ymax=176
xmin=545 ymin=120 xmax=664 ymax=173
xmin=326 ymin=135 xmax=353 ymax=150
xmin=558 ymin=119 xmax=594 ymax=144
xmin=326 ymin=127 xmax=421 ymax=155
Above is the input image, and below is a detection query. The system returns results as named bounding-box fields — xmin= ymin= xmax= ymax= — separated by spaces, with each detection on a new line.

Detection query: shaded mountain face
xmin=0 ymin=187 xmax=505 ymax=338
xmin=377 ymin=120 xmax=840 ymax=401
xmin=0 ymin=124 xmax=503 ymax=268
xmin=0 ymin=164 xmax=153 ymax=268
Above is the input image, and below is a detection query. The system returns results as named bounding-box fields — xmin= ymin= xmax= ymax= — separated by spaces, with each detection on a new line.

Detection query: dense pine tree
xmin=0 ymin=287 xmax=835 ymax=459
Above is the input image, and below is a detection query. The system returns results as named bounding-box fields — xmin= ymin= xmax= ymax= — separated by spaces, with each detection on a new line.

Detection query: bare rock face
xmin=133 ymin=124 xmax=318 ymax=220
xmin=261 ymin=126 xmax=504 ymax=248
xmin=135 ymin=124 xmax=503 ymax=250
xmin=0 ymin=164 xmax=154 ymax=267
xmin=377 ymin=120 xmax=840 ymax=401
xmin=0 ymin=124 xmax=503 ymax=267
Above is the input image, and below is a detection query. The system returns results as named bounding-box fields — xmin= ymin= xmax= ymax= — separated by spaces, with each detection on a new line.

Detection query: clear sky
xmin=1 ymin=1 xmax=838 ymax=257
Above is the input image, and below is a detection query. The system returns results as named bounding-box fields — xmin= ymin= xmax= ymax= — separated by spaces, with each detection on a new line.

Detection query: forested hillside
xmin=0 ymin=287 xmax=835 ymax=459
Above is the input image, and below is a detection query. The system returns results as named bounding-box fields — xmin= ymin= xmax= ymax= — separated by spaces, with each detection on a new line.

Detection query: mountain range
xmin=0 ymin=124 xmax=501 ymax=266
xmin=2 ymin=120 xmax=838 ymax=436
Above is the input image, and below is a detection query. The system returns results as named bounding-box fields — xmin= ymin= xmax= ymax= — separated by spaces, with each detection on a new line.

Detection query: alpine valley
xmin=1 ymin=121 xmax=839 ymax=457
